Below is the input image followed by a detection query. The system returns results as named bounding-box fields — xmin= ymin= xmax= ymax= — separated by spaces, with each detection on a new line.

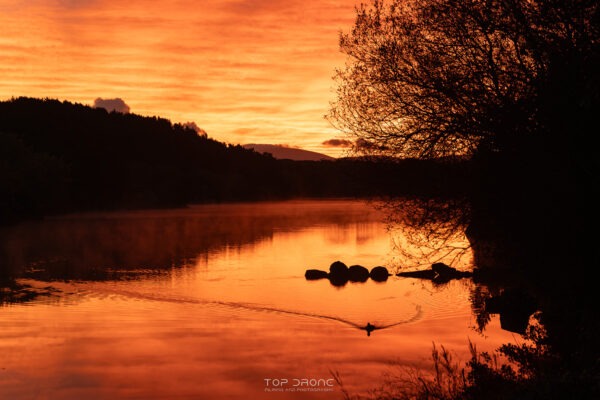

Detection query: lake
xmin=0 ymin=199 xmax=520 ymax=399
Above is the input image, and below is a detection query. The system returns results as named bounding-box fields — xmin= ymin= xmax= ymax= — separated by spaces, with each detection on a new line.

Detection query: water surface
xmin=0 ymin=200 xmax=518 ymax=399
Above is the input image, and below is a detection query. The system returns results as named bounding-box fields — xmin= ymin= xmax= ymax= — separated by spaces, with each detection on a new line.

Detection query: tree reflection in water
xmin=375 ymin=197 xmax=472 ymax=271
xmin=364 ymin=196 xmax=599 ymax=400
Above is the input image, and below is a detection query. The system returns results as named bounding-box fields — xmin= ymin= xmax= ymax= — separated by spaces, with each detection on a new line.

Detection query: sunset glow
xmin=0 ymin=0 xmax=359 ymax=156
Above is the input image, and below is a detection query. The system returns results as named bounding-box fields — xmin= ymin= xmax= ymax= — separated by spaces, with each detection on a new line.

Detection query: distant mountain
xmin=243 ymin=144 xmax=334 ymax=161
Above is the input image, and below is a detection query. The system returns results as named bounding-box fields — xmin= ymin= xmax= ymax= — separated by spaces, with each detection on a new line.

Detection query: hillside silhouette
xmin=0 ymin=97 xmax=469 ymax=225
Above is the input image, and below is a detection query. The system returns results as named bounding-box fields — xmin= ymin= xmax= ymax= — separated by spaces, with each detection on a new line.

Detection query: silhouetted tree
xmin=329 ymin=0 xmax=598 ymax=161
xmin=330 ymin=0 xmax=599 ymax=272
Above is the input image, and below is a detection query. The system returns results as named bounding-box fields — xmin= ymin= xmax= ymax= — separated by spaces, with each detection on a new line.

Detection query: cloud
xmin=182 ymin=121 xmax=207 ymax=137
xmin=93 ymin=97 xmax=130 ymax=113
xmin=322 ymin=138 xmax=353 ymax=148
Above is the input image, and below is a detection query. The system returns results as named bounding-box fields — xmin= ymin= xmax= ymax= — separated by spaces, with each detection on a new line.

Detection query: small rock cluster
xmin=305 ymin=261 xmax=390 ymax=286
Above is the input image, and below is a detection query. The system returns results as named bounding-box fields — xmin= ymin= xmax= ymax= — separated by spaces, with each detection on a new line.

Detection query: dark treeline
xmin=0 ymin=97 xmax=468 ymax=225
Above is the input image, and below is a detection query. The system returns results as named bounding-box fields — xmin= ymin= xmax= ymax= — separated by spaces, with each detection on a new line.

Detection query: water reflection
xmin=0 ymin=280 xmax=58 ymax=305
xmin=0 ymin=200 xmax=385 ymax=281
xmin=376 ymin=195 xmax=598 ymax=399
xmin=377 ymin=197 xmax=472 ymax=270
xmin=0 ymin=199 xmax=527 ymax=399
xmin=379 ymin=197 xmax=544 ymax=335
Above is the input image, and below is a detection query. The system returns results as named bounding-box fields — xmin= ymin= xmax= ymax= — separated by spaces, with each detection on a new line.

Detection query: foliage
xmin=0 ymin=131 xmax=70 ymax=223
xmin=329 ymin=0 xmax=598 ymax=162
xmin=335 ymin=310 xmax=599 ymax=400
xmin=334 ymin=343 xmax=468 ymax=400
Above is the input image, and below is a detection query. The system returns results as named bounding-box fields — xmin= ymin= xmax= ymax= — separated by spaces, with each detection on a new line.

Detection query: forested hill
xmin=0 ymin=97 xmax=467 ymax=224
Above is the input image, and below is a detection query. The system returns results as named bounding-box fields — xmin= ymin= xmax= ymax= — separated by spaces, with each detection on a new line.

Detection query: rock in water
xmin=305 ymin=269 xmax=328 ymax=280
xmin=431 ymin=262 xmax=457 ymax=275
xmin=369 ymin=266 xmax=389 ymax=282
xmin=348 ymin=265 xmax=369 ymax=282
xmin=329 ymin=260 xmax=348 ymax=275
xmin=329 ymin=261 xmax=349 ymax=286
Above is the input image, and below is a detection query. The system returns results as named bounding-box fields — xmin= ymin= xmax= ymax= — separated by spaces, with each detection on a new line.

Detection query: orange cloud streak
xmin=0 ymin=0 xmax=359 ymax=156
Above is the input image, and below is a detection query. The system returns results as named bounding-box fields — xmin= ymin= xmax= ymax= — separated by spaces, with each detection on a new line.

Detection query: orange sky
xmin=0 ymin=0 xmax=360 ymax=157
